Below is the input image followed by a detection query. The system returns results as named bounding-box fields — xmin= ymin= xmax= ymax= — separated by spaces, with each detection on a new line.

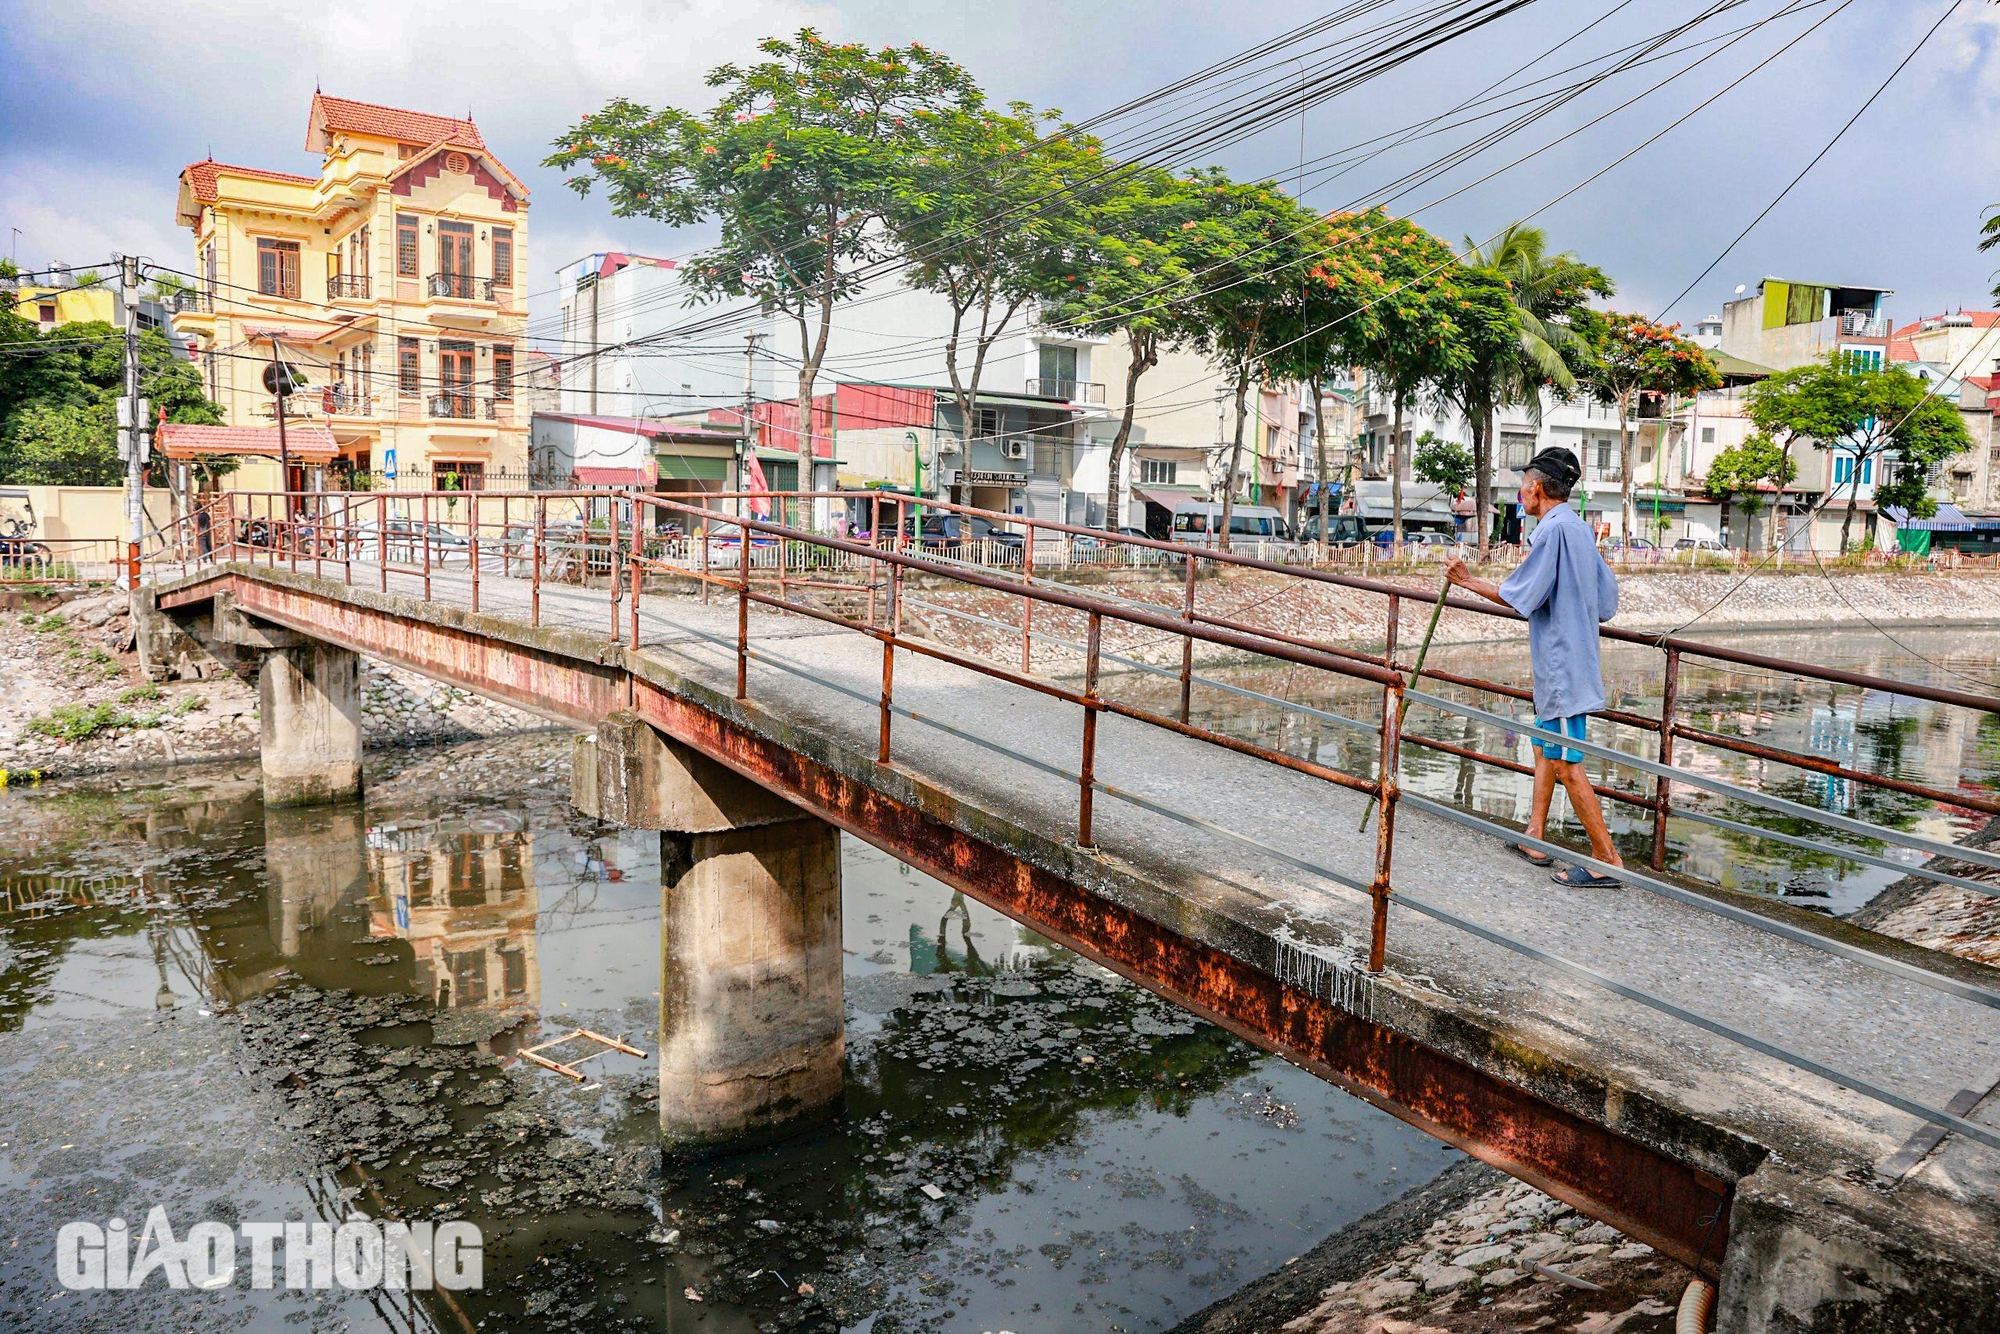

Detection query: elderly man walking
xmin=1445 ymin=447 xmax=1624 ymax=887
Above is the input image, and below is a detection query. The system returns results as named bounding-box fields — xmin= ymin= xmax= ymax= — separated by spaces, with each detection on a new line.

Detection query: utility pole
xmin=117 ymin=255 xmax=148 ymax=594
xmin=738 ymin=332 xmax=763 ymax=518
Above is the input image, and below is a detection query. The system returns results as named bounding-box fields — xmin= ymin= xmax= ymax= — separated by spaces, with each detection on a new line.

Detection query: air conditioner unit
xmin=936 ymin=439 xmax=962 ymax=455
xmin=1001 ymin=439 xmax=1029 ymax=460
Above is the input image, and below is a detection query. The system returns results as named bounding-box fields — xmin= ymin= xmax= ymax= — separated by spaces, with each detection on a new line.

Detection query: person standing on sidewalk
xmin=1444 ymin=447 xmax=1624 ymax=887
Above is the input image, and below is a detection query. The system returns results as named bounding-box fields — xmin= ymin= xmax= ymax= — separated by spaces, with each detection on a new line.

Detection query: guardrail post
xmin=736 ymin=517 xmax=751 ymax=700
xmin=1079 ymin=610 xmax=1103 ymax=849
xmin=1021 ymin=521 xmax=1036 ymax=674
xmin=421 ymin=493 xmax=432 ymax=601
xmin=630 ymin=495 xmax=643 ymax=650
xmin=867 ymin=494 xmax=882 ymax=628
xmin=470 ymin=493 xmax=481 ymax=615
xmin=1370 ymin=683 xmax=1403 ymax=974
xmin=1652 ymin=646 xmax=1681 ymax=871
xmin=878 ymin=635 xmax=895 ymax=764
xmin=608 ymin=499 xmax=622 ymax=644
xmin=1386 ymin=592 xmax=1400 ymax=669
xmin=699 ymin=500 xmax=712 ymax=606
xmin=377 ymin=493 xmax=387 ymax=593
xmin=1178 ymin=557 xmax=1198 ymax=723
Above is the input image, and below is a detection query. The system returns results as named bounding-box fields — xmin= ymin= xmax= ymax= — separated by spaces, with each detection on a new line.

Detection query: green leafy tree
xmin=547 ymin=30 xmax=983 ymax=506
xmin=1039 ymin=167 xmax=1206 ymax=528
xmin=1451 ymin=224 xmax=1613 ymax=556
xmin=1262 ymin=209 xmax=1472 ymax=544
xmin=889 ymin=102 xmax=1100 ymax=502
xmin=1412 ymin=430 xmax=1474 ymax=498
xmin=1744 ymin=354 xmax=1973 ymax=552
xmin=1176 ymin=171 xmax=1322 ymax=550
xmin=1574 ymin=310 xmax=1719 ymax=540
xmin=1704 ymin=432 xmax=1796 ymax=550
xmin=0 ymin=321 xmax=221 ymax=486
xmin=1743 ymin=358 xmax=1862 ymax=551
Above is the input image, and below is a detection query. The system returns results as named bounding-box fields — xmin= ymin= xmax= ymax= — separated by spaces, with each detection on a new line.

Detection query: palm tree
xmin=1449 ymin=224 xmax=1612 ymax=556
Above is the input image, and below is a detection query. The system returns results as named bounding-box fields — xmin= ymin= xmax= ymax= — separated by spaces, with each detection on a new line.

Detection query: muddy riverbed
xmin=0 ymin=734 xmax=1460 ymax=1332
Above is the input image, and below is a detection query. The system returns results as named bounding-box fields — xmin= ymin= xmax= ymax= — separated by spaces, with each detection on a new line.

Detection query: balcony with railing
xmin=326 ymin=385 xmax=374 ymax=417
xmin=429 ymin=392 xmax=497 ymax=421
xmin=1838 ymin=311 xmax=1890 ymax=338
xmin=165 ymin=289 xmax=212 ymax=314
xmin=1025 ymin=377 xmax=1106 ymax=404
xmin=327 ymin=274 xmax=372 ymax=301
xmin=427 ymin=272 xmax=496 ymax=302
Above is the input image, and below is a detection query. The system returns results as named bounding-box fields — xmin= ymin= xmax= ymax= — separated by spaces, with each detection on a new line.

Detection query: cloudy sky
xmin=4 ymin=0 xmax=1997 ymax=363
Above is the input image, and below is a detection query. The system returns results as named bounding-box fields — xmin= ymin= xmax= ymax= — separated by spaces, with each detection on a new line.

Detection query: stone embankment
xmin=1173 ymin=1161 xmax=1693 ymax=1334
xmin=0 ymin=586 xmax=549 ymax=779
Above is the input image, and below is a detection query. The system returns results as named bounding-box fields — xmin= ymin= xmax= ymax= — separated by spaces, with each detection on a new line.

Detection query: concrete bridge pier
xmin=576 ymin=711 xmax=845 ymax=1153
xmin=256 ymin=642 xmax=364 ymax=807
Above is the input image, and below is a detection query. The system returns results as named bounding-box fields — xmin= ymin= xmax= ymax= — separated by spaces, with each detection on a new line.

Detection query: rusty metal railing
xmin=138 ymin=486 xmax=2000 ymax=1153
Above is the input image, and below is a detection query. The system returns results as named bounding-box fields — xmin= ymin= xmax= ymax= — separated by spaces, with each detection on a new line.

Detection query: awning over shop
xmin=1885 ymin=502 xmax=1995 ymax=532
xmin=573 ymin=466 xmax=652 ymax=487
xmin=157 ymin=422 xmax=339 ymax=461
xmin=1131 ymin=486 xmax=1197 ymax=513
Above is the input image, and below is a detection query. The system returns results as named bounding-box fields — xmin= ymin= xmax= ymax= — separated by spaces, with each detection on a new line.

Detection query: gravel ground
xmin=0 ymin=583 xmax=554 ymax=781
xmin=1170 ymin=1162 xmax=1694 ymax=1334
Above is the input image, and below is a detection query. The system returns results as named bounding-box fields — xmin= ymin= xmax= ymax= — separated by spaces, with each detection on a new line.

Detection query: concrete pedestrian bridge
xmin=135 ymin=490 xmax=2000 ymax=1332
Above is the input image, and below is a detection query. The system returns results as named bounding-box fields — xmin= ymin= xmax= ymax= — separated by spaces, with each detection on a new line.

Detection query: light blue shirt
xmin=1499 ymin=504 xmax=1618 ymax=719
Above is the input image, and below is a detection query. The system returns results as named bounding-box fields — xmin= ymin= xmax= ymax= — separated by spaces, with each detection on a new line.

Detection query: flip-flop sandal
xmin=1509 ymin=843 xmax=1555 ymax=868
xmin=1550 ymin=865 xmax=1621 ymax=889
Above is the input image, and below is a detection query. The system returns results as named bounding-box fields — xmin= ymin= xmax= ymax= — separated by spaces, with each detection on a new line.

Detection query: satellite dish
xmin=1733 ymin=284 xmax=1746 ymax=296
xmin=261 ymin=363 xmax=307 ymax=394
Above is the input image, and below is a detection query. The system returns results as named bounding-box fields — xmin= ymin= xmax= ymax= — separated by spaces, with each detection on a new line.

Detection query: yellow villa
xmin=167 ymin=93 xmax=530 ymax=493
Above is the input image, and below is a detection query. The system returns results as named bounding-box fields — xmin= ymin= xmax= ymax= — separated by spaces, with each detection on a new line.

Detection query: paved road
xmin=212 ymin=552 xmax=2000 ymax=1188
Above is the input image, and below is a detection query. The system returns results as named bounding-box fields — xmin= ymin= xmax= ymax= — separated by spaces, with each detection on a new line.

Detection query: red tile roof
xmin=157 ymin=422 xmax=338 ymax=460
xmin=1892 ymin=311 xmax=2000 ymax=337
xmin=1888 ymin=339 xmax=1918 ymax=363
xmin=309 ymin=94 xmax=484 ymax=151
xmin=180 ymin=160 xmax=317 ymax=204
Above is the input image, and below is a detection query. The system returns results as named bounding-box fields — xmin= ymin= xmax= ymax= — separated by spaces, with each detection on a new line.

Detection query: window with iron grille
xmin=398 ymin=337 xmax=420 ymax=395
xmin=1499 ymin=430 xmax=1537 ymax=469
xmin=396 ymin=214 xmax=418 ymax=277
xmin=492 ymin=227 xmax=513 ymax=288
xmin=494 ymin=347 xmax=514 ymax=401
xmin=1139 ymin=458 xmax=1178 ymax=485
xmin=256 ymin=239 xmax=299 ymax=299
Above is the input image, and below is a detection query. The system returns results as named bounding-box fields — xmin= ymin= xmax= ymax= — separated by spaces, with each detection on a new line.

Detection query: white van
xmin=1170 ymin=501 xmax=1297 ymax=550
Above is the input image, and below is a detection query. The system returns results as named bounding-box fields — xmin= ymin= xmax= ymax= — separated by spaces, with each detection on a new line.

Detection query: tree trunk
xmin=1770 ymin=440 xmax=1795 ymax=560
xmin=1312 ymin=374 xmax=1331 ymax=557
xmin=1218 ymin=361 xmax=1251 ymax=553
xmin=1106 ymin=334 xmax=1155 ymax=532
xmin=1617 ymin=391 xmax=1634 ymax=544
xmin=1839 ymin=463 xmax=1864 ymax=554
xmin=1390 ymin=392 xmax=1406 ymax=548
xmin=1473 ymin=406 xmax=1494 ymax=561
xmin=796 ymin=366 xmax=817 ymax=529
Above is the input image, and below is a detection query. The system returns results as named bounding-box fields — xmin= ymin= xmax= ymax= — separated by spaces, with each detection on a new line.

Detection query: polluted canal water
xmin=0 ymin=733 xmax=1456 ymax=1332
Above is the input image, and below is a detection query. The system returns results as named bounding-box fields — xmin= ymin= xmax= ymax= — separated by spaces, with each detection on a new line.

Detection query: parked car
xmin=1066 ymin=524 xmax=1166 ymax=563
xmin=1295 ymin=513 xmax=1370 ymax=546
xmin=900 ymin=514 xmax=1025 ymax=561
xmin=1672 ymin=537 xmax=1728 ymax=553
xmin=1170 ymin=501 xmax=1297 ymax=549
xmin=1373 ymin=527 xmax=1462 ymax=548
xmin=349 ymin=520 xmax=472 ymax=565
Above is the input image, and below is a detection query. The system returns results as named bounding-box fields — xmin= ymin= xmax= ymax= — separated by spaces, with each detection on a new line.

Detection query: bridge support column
xmin=577 ymin=711 xmax=844 ymax=1153
xmin=257 ymin=643 xmax=363 ymax=807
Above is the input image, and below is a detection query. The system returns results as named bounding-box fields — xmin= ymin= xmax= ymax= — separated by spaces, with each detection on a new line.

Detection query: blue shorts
xmin=1533 ymin=715 xmax=1587 ymax=764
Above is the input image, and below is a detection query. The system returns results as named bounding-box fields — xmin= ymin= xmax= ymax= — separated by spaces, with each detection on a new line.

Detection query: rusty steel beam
xmin=222 ymin=574 xmax=625 ymax=726
xmin=625 ymin=673 xmax=1733 ymax=1278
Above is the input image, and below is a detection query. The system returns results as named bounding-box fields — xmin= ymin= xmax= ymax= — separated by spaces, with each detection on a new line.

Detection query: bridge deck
xmin=165 ymin=554 xmax=2000 ymax=1284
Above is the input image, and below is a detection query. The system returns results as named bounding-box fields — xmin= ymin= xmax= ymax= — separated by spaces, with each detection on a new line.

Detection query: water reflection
xmin=0 ymin=741 xmax=1456 ymax=1332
